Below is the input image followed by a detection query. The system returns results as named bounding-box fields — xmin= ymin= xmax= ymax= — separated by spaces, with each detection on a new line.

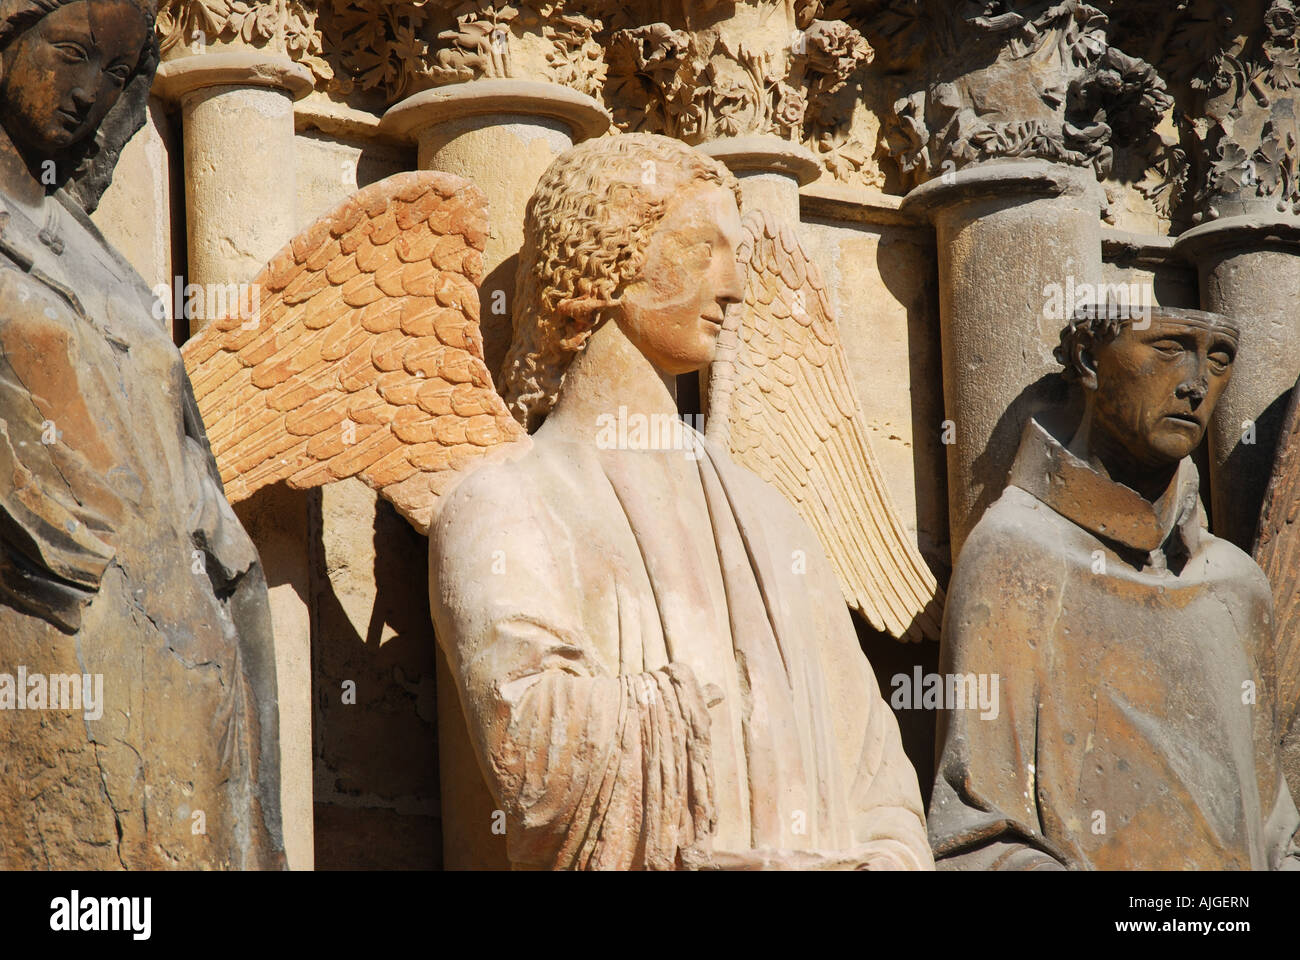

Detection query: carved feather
xmin=708 ymin=209 xmax=944 ymax=642
xmin=182 ymin=171 xmax=529 ymax=535
xmin=1252 ymin=372 xmax=1300 ymax=735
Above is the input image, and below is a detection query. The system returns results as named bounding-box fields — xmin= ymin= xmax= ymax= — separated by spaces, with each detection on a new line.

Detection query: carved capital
xmin=1157 ymin=1 xmax=1300 ymax=220
xmin=860 ymin=0 xmax=1173 ymax=199
xmin=602 ymin=3 xmax=875 ymax=186
xmin=155 ymin=0 xmax=333 ymax=88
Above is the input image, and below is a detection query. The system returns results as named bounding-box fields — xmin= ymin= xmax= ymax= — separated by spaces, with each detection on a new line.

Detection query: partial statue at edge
xmin=0 ymin=0 xmax=284 ymax=867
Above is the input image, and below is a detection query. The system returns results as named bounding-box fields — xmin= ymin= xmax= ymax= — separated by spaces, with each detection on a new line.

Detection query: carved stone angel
xmin=0 ymin=0 xmax=283 ymax=867
xmin=184 ymin=132 xmax=941 ymax=869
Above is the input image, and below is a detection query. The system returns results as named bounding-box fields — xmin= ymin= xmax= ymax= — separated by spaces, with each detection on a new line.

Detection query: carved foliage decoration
xmin=156 ymin=0 xmax=335 ymax=84
xmin=1172 ymin=0 xmax=1299 ymax=218
xmin=153 ymin=1 xmax=880 ymax=187
xmin=858 ymin=0 xmax=1173 ymax=194
xmin=603 ymin=5 xmax=874 ymax=183
xmin=156 ymin=0 xmax=609 ymax=105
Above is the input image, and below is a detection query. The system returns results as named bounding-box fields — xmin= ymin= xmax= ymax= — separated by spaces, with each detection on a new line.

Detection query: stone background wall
xmin=89 ymin=0 xmax=1300 ymax=868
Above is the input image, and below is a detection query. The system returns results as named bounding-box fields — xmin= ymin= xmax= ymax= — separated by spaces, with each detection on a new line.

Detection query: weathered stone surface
xmin=931 ymin=305 xmax=1300 ymax=870
xmin=707 ymin=206 xmax=942 ymax=640
xmin=0 ymin=0 xmax=283 ymax=869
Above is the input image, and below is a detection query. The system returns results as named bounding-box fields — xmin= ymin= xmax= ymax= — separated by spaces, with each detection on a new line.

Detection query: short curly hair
xmin=500 ymin=133 xmax=742 ymax=430
xmin=1054 ymin=304 xmax=1241 ymax=383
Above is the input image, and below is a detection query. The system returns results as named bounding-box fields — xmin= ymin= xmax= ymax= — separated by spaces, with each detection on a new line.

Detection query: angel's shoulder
xmin=431 ymin=435 xmax=582 ymax=539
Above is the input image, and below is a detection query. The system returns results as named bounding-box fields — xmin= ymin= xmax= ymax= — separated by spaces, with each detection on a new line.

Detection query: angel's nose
xmin=718 ymin=259 xmax=745 ymax=305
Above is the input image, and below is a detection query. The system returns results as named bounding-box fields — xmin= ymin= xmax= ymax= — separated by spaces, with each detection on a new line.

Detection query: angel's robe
xmin=0 ymin=189 xmax=283 ymax=868
xmin=929 ymin=418 xmax=1300 ymax=870
xmin=428 ymin=426 xmax=932 ymax=869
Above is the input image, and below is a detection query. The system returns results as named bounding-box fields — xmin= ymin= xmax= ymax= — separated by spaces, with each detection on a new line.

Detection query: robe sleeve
xmin=801 ymin=550 xmax=932 ymax=869
xmin=843 ymin=660 xmax=935 ymax=869
xmin=926 ymin=518 xmax=1070 ymax=871
xmin=428 ymin=461 xmax=716 ymax=870
xmin=0 ymin=267 xmax=120 ymax=632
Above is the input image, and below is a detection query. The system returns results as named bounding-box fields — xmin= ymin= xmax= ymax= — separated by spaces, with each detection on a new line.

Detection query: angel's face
xmin=616 ymin=180 xmax=746 ymax=376
xmin=0 ymin=0 xmax=147 ymax=157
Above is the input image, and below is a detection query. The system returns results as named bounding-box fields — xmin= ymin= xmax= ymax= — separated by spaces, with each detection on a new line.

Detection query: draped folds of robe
xmin=0 ymin=190 xmax=284 ymax=869
xmin=929 ymin=418 xmax=1300 ymax=871
xmin=429 ymin=426 xmax=932 ymax=870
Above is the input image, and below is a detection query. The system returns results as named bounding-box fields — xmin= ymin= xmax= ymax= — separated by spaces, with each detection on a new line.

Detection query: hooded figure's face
xmin=0 ymin=0 xmax=148 ymax=158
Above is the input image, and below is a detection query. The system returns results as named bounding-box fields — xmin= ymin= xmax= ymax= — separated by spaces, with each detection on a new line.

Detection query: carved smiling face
xmin=615 ymin=181 xmax=747 ymax=376
xmin=1083 ymin=313 xmax=1238 ymax=468
xmin=0 ymin=0 xmax=148 ymax=157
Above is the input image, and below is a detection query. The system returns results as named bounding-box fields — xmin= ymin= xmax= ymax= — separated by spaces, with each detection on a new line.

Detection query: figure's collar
xmin=1008 ymin=418 xmax=1201 ymax=555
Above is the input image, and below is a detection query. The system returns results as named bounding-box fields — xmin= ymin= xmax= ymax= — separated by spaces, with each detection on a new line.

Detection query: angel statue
xmin=0 ymin=0 xmax=283 ymax=867
xmin=183 ymin=133 xmax=942 ymax=869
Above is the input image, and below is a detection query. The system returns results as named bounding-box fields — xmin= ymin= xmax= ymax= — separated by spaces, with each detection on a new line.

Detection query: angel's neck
xmin=541 ymin=318 xmax=679 ymax=444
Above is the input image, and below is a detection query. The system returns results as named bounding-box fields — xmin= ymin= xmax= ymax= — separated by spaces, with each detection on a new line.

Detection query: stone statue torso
xmin=930 ymin=419 xmax=1299 ymax=870
xmin=0 ymin=190 xmax=283 ymax=868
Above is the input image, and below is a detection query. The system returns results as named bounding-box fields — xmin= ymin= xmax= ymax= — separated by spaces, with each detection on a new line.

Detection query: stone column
xmin=862 ymin=3 xmax=1169 ymax=560
xmin=1174 ymin=217 xmax=1300 ymax=549
xmin=154 ymin=51 xmax=313 ymax=336
xmin=1152 ymin=3 xmax=1300 ymax=550
xmin=381 ymin=77 xmax=607 ymax=871
xmin=381 ymin=79 xmax=610 ymax=380
xmin=901 ymin=161 xmax=1106 ymax=559
xmin=156 ymin=50 xmax=314 ymax=869
xmin=698 ymin=134 xmax=820 ymax=224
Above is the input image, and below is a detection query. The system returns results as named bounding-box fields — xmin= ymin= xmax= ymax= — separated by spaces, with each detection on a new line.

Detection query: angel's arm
xmin=427 ymin=464 xmax=717 ymax=871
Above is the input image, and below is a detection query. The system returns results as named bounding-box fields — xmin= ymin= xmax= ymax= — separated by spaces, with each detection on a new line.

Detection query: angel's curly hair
xmin=500 ymin=133 xmax=742 ymax=430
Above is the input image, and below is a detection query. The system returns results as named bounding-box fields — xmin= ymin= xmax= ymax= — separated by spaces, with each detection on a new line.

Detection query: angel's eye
xmin=1209 ymin=351 xmax=1232 ymax=371
xmin=1152 ymin=341 xmax=1183 ymax=357
xmin=106 ymin=64 xmax=131 ymax=85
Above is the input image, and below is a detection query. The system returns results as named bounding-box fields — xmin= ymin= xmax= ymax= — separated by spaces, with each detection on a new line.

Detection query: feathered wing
xmin=1252 ymin=372 xmax=1300 ymax=735
xmin=182 ymin=170 xmax=529 ymax=536
xmin=707 ymin=210 xmax=944 ymax=642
